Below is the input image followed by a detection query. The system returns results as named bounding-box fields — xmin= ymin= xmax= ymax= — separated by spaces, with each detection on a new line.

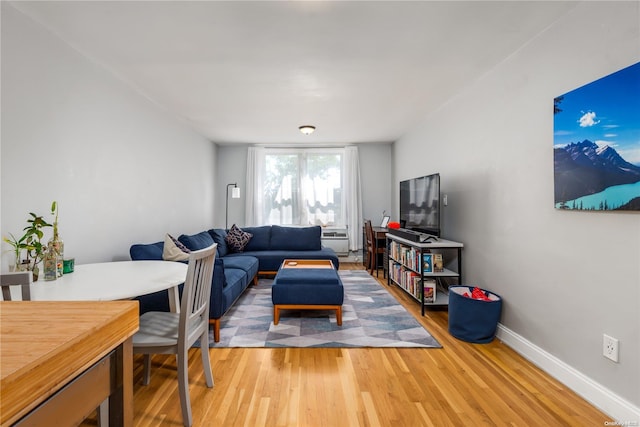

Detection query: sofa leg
xmin=252 ymin=275 xmax=259 ymax=286
xmin=210 ymin=319 xmax=221 ymax=342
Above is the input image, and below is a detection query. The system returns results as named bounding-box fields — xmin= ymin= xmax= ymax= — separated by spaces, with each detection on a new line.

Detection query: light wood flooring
xmin=87 ymin=262 xmax=610 ymax=426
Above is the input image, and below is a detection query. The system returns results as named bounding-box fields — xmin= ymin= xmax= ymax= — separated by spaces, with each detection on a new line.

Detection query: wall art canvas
xmin=553 ymin=62 xmax=640 ymax=211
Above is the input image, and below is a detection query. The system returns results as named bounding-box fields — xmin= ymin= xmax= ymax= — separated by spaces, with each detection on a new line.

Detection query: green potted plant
xmin=23 ymin=212 xmax=52 ymax=280
xmin=2 ymin=232 xmax=28 ymax=272
xmin=3 ymin=204 xmax=58 ymax=280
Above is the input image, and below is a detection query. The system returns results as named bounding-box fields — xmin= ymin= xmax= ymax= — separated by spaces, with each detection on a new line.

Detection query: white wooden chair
xmin=133 ymin=243 xmax=217 ymax=427
xmin=1 ymin=271 xmax=32 ymax=300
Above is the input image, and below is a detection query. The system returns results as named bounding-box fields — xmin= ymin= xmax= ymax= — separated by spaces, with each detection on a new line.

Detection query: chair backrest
xmin=1 ymin=271 xmax=33 ymax=301
xmin=179 ymin=243 xmax=217 ymax=350
xmin=364 ymin=219 xmax=374 ymax=247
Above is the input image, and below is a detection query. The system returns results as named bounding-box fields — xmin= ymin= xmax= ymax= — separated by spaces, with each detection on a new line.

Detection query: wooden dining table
xmin=0 ymin=300 xmax=139 ymax=426
xmin=1 ymin=260 xmax=188 ymax=426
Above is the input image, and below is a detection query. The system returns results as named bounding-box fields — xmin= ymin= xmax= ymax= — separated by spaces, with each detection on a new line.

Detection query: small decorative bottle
xmin=51 ymin=230 xmax=64 ymax=278
xmin=49 ymin=201 xmax=64 ymax=277
xmin=43 ymin=242 xmax=58 ymax=281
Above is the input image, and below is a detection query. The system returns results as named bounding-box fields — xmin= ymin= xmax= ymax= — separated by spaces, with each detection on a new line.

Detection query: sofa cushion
xmin=225 ymin=224 xmax=252 ymax=252
xmin=208 ymin=229 xmax=229 ymax=257
xmin=220 ymin=255 xmax=259 ymax=277
xmin=242 ymin=226 xmax=271 ymax=251
xmin=130 ymin=241 xmax=163 ymax=260
xmin=178 ymin=230 xmax=215 ymax=251
xmin=237 ymin=249 xmax=339 ymax=272
xmin=162 ymin=233 xmax=191 ymax=261
xmin=270 ymin=225 xmax=322 ymax=251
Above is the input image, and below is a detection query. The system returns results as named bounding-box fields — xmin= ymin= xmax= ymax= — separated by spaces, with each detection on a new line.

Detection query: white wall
xmin=1 ymin=4 xmax=217 ymax=266
xmin=215 ymin=145 xmax=248 ymax=229
xmin=393 ymin=1 xmax=639 ymax=414
xmin=359 ymin=143 xmax=393 ymax=225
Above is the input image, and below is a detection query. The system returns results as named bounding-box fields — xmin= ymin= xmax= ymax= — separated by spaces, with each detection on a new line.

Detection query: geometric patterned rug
xmin=206 ymin=270 xmax=441 ymax=348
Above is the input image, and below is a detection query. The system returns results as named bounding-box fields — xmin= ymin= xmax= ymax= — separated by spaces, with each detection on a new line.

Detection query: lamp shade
xmin=231 ymin=187 xmax=241 ymax=198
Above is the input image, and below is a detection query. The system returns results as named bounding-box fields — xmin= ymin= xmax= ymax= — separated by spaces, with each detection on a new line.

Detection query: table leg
xmin=168 ymin=285 xmax=180 ymax=313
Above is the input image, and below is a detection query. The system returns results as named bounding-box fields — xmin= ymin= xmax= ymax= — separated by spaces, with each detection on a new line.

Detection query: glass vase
xmin=49 ymin=225 xmax=64 ymax=278
xmin=43 ymin=243 xmax=58 ymax=281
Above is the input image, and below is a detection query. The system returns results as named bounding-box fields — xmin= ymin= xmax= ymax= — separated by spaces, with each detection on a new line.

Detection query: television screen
xmin=399 ymin=173 xmax=440 ymax=236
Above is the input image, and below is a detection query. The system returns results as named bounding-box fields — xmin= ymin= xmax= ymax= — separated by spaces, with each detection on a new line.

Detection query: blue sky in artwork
xmin=554 ymin=61 xmax=640 ymax=165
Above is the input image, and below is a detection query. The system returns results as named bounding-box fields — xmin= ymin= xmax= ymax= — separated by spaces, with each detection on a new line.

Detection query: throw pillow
xmin=162 ymin=233 xmax=191 ymax=261
xmin=178 ymin=231 xmax=215 ymax=251
xmin=225 ymin=224 xmax=253 ymax=252
xmin=208 ymin=229 xmax=229 ymax=257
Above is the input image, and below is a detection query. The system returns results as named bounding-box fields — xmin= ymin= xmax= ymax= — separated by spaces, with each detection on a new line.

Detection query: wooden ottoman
xmin=271 ymin=260 xmax=344 ymax=325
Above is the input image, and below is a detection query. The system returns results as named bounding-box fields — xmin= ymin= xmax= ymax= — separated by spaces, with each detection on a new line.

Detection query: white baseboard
xmin=339 ymin=251 xmax=362 ymax=263
xmin=496 ymin=324 xmax=640 ymax=423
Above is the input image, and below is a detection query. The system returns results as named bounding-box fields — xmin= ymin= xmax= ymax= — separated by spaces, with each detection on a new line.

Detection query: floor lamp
xmin=226 ymin=183 xmax=241 ymax=229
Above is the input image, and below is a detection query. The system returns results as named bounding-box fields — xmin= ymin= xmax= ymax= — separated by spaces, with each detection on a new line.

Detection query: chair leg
xmin=200 ymin=331 xmax=214 ymax=388
xmin=177 ymin=351 xmax=193 ymax=427
xmin=372 ymin=252 xmax=378 ymax=277
xmin=143 ymin=354 xmax=151 ymax=386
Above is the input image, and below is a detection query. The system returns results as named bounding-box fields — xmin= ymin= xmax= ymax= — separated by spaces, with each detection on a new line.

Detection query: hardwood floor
xmin=87 ymin=263 xmax=609 ymax=426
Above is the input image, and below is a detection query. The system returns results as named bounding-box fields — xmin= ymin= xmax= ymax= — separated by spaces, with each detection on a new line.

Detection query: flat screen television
xmin=399 ymin=173 xmax=441 ymax=237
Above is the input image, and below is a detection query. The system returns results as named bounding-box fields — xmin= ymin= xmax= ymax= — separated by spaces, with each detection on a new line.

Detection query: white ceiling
xmin=10 ymin=1 xmax=575 ymax=145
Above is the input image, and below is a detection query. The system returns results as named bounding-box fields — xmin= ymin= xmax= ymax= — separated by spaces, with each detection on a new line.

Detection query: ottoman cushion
xmin=272 ymin=268 xmax=343 ymax=306
xmin=273 ymin=268 xmax=340 ymax=286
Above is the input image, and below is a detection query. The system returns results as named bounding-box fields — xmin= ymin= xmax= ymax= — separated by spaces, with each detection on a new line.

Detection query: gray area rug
xmin=207 ymin=270 xmax=441 ymax=348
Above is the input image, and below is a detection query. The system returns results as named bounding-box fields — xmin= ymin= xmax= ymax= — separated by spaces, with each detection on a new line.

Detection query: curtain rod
xmin=252 ymin=144 xmax=356 ymax=149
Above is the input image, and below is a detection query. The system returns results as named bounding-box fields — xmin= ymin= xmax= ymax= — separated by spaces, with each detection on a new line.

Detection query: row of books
xmin=388 ymin=261 xmax=436 ymax=302
xmin=388 ymin=241 xmax=421 ymax=271
xmin=388 ymin=241 xmax=445 ymax=273
xmin=423 ymin=253 xmax=444 ymax=273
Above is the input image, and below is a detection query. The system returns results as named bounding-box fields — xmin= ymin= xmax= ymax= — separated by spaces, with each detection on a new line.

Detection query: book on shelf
xmin=433 ymin=253 xmax=444 ymax=272
xmin=422 ymin=253 xmax=433 ymax=273
xmin=422 ymin=278 xmax=436 ymax=303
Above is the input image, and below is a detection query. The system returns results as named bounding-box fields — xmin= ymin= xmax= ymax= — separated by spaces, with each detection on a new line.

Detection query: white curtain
xmin=344 ymin=146 xmax=362 ymax=251
xmin=247 ymin=145 xmax=362 ymax=252
xmin=245 ymin=146 xmax=265 ymax=226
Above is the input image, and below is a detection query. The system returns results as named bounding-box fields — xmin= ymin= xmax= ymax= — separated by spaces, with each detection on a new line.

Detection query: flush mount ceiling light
xmin=299 ymin=125 xmax=316 ymax=135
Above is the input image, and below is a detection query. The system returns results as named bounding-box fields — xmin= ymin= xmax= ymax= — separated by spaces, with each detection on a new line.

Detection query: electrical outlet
xmin=603 ymin=334 xmax=619 ymax=362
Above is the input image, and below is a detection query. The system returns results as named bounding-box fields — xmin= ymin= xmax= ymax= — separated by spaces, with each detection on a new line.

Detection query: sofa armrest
xmin=129 ymin=241 xmax=164 ymax=260
xmin=209 ymin=257 xmax=226 ymax=319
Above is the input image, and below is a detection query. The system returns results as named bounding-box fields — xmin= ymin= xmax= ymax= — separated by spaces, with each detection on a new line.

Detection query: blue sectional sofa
xmin=130 ymin=225 xmax=339 ymax=342
xmin=211 ymin=225 xmax=340 ymax=274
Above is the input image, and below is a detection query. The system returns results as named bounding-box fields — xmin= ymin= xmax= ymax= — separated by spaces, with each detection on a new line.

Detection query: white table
xmin=29 ymin=261 xmax=188 ymax=311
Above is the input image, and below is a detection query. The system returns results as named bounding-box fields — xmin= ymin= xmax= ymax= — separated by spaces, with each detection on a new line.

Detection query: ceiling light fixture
xmin=299 ymin=125 xmax=316 ymax=135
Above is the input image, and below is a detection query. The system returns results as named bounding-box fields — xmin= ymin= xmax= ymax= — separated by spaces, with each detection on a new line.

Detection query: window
xmin=247 ymin=146 xmax=362 ymax=251
xmin=262 ymin=149 xmax=344 ymax=226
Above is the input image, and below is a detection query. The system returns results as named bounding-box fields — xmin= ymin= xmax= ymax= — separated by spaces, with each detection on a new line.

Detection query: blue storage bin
xmin=448 ymin=285 xmax=502 ymax=343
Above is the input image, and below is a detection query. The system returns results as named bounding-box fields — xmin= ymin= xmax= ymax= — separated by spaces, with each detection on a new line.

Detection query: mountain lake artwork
xmin=553 ymin=61 xmax=640 ymax=211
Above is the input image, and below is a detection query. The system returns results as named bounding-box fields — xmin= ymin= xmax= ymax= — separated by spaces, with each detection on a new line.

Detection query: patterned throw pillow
xmin=162 ymin=233 xmax=191 ymax=261
xmin=225 ymin=224 xmax=253 ymax=252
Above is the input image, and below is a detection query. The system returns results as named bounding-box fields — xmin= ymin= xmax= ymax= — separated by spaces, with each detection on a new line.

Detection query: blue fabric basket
xmin=448 ymin=285 xmax=502 ymax=344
